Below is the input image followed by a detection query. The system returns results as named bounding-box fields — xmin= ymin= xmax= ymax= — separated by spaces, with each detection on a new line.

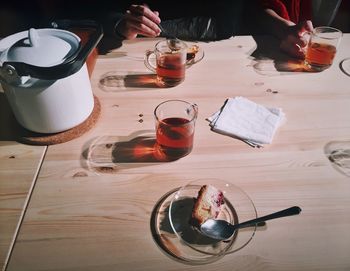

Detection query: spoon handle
xmin=234 ymin=206 xmax=302 ymax=229
xmin=158 ymin=23 xmax=178 ymax=40
xmin=158 ymin=23 xmax=166 ymax=34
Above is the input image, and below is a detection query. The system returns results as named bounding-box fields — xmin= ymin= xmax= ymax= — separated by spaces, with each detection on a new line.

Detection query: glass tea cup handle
xmin=192 ymin=103 xmax=199 ymax=119
xmin=186 ymin=50 xmax=204 ymax=68
xmin=144 ymin=50 xmax=156 ymax=73
xmin=185 ymin=103 xmax=198 ymax=121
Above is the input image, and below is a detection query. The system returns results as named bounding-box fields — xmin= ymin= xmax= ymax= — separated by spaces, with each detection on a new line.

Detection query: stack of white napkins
xmin=207 ymin=97 xmax=285 ymax=147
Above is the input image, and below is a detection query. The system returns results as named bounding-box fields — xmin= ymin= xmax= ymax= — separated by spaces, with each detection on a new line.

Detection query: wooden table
xmin=2 ymin=35 xmax=350 ymax=271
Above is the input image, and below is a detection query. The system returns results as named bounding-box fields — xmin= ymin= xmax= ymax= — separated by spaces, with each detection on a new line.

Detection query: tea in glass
xmin=305 ymin=27 xmax=342 ymax=70
xmin=154 ymin=100 xmax=198 ymax=159
xmin=156 ymin=54 xmax=186 ymax=87
xmin=145 ymin=40 xmax=187 ymax=87
xmin=305 ymin=42 xmax=336 ymax=67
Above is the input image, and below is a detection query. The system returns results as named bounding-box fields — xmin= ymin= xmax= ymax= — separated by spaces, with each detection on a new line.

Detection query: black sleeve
xmin=159 ymin=0 xmax=244 ymax=41
xmin=98 ymin=11 xmax=125 ymax=40
xmin=214 ymin=0 xmax=244 ymax=39
xmin=160 ymin=17 xmax=217 ymax=41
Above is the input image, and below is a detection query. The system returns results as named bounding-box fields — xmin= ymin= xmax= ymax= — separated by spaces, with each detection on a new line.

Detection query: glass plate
xmin=169 ymin=179 xmax=257 ymax=256
xmin=324 ymin=140 xmax=350 ymax=177
xmin=186 ymin=43 xmax=205 ymax=66
xmin=151 ymin=188 xmax=225 ymax=264
xmin=340 ymin=58 xmax=350 ymax=77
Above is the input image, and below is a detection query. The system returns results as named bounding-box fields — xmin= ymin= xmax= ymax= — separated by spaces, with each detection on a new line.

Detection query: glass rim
xmin=155 ymin=39 xmax=188 ymax=53
xmin=154 ymin=99 xmax=198 ymax=123
xmin=168 ymin=178 xmax=258 ymax=256
xmin=313 ymin=26 xmax=343 ymax=39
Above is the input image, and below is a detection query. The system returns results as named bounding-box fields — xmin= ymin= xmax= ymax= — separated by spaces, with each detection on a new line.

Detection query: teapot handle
xmin=2 ymin=20 xmax=103 ymax=80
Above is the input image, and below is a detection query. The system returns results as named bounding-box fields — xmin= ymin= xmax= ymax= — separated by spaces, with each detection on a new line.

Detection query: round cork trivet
xmin=16 ymin=96 xmax=101 ymax=145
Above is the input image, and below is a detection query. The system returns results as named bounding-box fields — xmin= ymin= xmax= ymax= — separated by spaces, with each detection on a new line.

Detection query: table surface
xmin=0 ymin=89 xmax=47 ymax=270
xmin=1 ymin=35 xmax=350 ymax=271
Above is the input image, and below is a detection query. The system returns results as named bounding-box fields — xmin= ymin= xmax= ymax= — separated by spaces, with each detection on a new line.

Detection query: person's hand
xmin=116 ymin=4 xmax=161 ymax=40
xmin=280 ymin=20 xmax=314 ymax=59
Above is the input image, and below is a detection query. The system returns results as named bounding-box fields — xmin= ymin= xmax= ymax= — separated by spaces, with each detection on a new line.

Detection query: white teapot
xmin=0 ymin=20 xmax=103 ymax=133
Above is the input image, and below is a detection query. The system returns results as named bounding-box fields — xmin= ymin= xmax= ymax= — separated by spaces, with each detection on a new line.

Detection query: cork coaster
xmin=16 ymin=96 xmax=101 ymax=146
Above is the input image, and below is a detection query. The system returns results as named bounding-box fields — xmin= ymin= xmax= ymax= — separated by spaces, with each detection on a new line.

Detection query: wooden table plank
xmin=0 ymin=143 xmax=46 ymax=271
xmin=0 ymin=88 xmax=47 ymax=271
xmin=6 ymin=35 xmax=350 ymax=271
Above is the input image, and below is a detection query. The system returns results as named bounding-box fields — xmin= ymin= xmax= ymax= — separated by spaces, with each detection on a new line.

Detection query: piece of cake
xmin=191 ymin=185 xmax=224 ymax=226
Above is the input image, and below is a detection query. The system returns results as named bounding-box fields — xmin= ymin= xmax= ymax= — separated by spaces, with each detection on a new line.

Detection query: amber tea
xmin=304 ymin=26 xmax=342 ymax=70
xmin=145 ymin=40 xmax=187 ymax=87
xmin=305 ymin=42 xmax=337 ymax=68
xmin=156 ymin=117 xmax=194 ymax=158
xmin=156 ymin=54 xmax=186 ymax=87
xmin=154 ymin=100 xmax=198 ymax=160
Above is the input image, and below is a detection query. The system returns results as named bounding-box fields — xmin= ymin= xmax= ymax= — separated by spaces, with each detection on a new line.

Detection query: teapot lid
xmin=5 ymin=28 xmax=80 ymax=67
xmin=0 ymin=20 xmax=103 ymax=80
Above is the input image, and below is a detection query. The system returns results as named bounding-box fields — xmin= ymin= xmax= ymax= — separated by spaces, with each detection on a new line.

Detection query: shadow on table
xmin=99 ymin=71 xmax=159 ymax=92
xmin=82 ymin=130 xmax=183 ymax=174
xmin=249 ymin=36 xmax=319 ymax=76
xmin=157 ymin=196 xmax=222 ymax=246
xmin=150 ymin=188 xmax=226 ymax=265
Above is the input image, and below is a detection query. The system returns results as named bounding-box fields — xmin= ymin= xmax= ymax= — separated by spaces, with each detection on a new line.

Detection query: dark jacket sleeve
xmin=98 ymin=11 xmax=125 ymax=40
xmin=112 ymin=0 xmax=244 ymax=41
xmin=160 ymin=17 xmax=217 ymax=41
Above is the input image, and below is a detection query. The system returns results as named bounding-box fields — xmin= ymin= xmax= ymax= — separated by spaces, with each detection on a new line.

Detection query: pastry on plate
xmin=191 ymin=185 xmax=224 ymax=226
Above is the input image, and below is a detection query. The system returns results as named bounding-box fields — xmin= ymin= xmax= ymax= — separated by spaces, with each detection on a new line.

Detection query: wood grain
xmin=0 ymin=143 xmax=46 ymax=271
xmin=5 ymin=35 xmax=350 ymax=271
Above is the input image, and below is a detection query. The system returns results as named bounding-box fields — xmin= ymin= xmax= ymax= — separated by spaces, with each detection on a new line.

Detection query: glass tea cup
xmin=145 ymin=40 xmax=188 ymax=87
xmin=154 ymin=100 xmax=198 ymax=160
xmin=304 ymin=26 xmax=342 ymax=71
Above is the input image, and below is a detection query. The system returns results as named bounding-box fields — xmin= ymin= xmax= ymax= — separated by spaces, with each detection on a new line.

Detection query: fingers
xmin=298 ymin=20 xmax=313 ymax=47
xmin=296 ymin=20 xmax=314 ymax=37
xmin=304 ymin=20 xmax=314 ymax=32
xmin=280 ymin=38 xmax=305 ymax=59
xmin=282 ymin=20 xmax=314 ymax=57
xmin=285 ymin=32 xmax=307 ymax=48
xmin=127 ymin=5 xmax=161 ymax=37
xmin=129 ymin=5 xmax=161 ymax=24
xmin=117 ymin=4 xmax=161 ymax=39
xmin=123 ymin=13 xmax=160 ymax=37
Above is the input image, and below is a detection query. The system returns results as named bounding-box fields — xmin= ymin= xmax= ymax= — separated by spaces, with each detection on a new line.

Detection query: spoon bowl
xmin=158 ymin=24 xmax=182 ymax=50
xmin=200 ymin=206 xmax=302 ymax=240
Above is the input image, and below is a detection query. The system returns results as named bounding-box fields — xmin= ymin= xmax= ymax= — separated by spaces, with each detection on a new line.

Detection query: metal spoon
xmin=158 ymin=24 xmax=181 ymax=51
xmin=200 ymin=206 xmax=302 ymax=240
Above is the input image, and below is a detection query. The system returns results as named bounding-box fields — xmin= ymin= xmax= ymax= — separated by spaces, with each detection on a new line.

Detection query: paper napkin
xmin=207 ymin=97 xmax=285 ymax=147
